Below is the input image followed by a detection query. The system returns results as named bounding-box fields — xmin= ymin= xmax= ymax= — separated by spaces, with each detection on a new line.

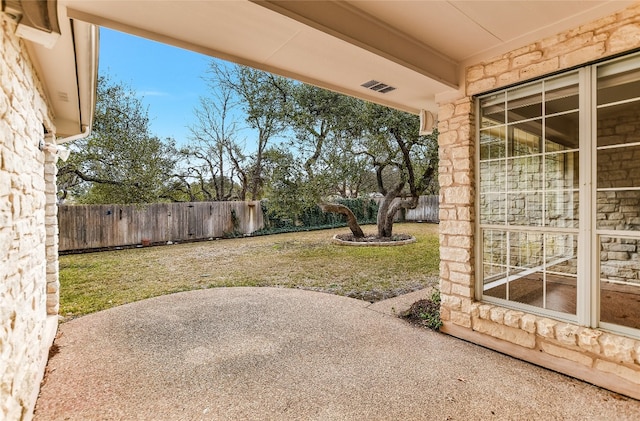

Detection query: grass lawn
xmin=59 ymin=222 xmax=440 ymax=318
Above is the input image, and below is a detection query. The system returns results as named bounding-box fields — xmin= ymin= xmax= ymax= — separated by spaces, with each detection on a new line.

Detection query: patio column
xmin=436 ymin=95 xmax=476 ymax=330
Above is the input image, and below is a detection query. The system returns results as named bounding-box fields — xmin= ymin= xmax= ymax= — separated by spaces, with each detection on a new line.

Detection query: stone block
xmin=452 ymin=158 xmax=472 ymax=171
xmin=443 ymin=186 xmax=472 ymax=205
xmin=467 ymin=65 xmax=485 ymax=81
xmin=521 ymin=315 xmax=538 ymax=333
xmin=478 ymin=304 xmax=493 ymax=320
xmin=536 ymin=318 xmax=557 ymax=339
xmin=599 ymin=333 xmax=636 ymax=364
xmin=560 ymin=43 xmax=606 ymax=68
xmin=485 ymin=59 xmax=510 ymax=76
xmin=456 ymin=206 xmax=473 ymax=221
xmin=608 ymin=24 xmax=640 ymax=54
xmin=454 ymin=101 xmax=471 ymax=116
xmin=439 ymin=173 xmax=453 ymax=187
xmin=520 ymin=57 xmax=560 ymax=80
xmin=540 ymin=341 xmax=593 ymax=367
xmin=594 ymin=360 xmax=640 ymax=385
xmin=453 ymin=171 xmax=472 ymax=186
xmin=472 ymin=317 xmax=536 ymax=348
xmin=497 ymin=70 xmax=520 ymax=87
xmin=450 ymin=280 xmax=472 ymax=295
xmin=441 ymin=294 xmax=462 ymax=311
xmin=503 ymin=310 xmax=524 ymax=329
xmin=554 ymin=323 xmax=579 ymax=347
xmin=507 ymin=45 xmax=535 ymax=59
xmin=512 ymin=50 xmax=543 ymax=68
xmin=470 ymin=302 xmax=480 ymax=318
xmin=446 ymin=235 xmax=472 ymax=249
xmin=489 ymin=306 xmax=507 ymax=324
xmin=438 ymin=103 xmax=456 ymax=120
xmin=467 ymin=77 xmax=497 ymax=96
xmin=451 ymin=146 xmax=471 ymax=160
xmin=447 ymin=262 xmax=473 ymax=274
xmin=440 ymin=279 xmax=452 ymax=295
xmin=438 ymin=131 xmax=459 ymax=147
xmin=460 ymin=297 xmax=473 ymax=314
xmin=439 ymin=246 xmax=471 ymax=263
xmin=451 ymin=310 xmax=471 ymax=328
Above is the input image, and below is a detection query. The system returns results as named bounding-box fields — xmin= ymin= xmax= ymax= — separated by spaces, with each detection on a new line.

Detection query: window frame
xmin=475 ymin=52 xmax=640 ymax=338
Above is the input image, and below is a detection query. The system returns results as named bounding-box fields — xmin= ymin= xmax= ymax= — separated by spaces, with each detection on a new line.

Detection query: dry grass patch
xmin=59 ymin=223 xmax=439 ymax=318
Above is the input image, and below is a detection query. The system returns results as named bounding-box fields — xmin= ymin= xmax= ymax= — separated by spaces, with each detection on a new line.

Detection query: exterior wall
xmin=438 ymin=3 xmax=640 ymax=399
xmin=1 ymin=15 xmax=59 ymax=420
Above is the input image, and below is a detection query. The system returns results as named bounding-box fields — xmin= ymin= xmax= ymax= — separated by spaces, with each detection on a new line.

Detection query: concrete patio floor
xmin=34 ymin=287 xmax=640 ymax=420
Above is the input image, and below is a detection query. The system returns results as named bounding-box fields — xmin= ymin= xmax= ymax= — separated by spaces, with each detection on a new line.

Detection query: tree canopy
xmin=57 ymin=75 xmax=176 ymax=204
xmin=61 ymin=62 xmax=438 ymax=238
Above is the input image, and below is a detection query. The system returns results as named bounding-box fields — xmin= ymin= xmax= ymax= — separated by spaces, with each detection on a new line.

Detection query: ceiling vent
xmin=361 ymin=80 xmax=396 ymax=94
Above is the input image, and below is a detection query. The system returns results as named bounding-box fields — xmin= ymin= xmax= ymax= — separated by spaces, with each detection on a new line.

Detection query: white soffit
xmin=25 ymin=2 xmax=98 ymax=137
xmin=63 ymin=0 xmax=453 ymax=114
xmin=60 ymin=0 xmax=637 ymax=116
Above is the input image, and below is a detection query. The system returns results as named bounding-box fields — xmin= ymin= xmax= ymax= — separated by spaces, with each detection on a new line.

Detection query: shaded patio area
xmin=34 ymin=287 xmax=640 ymax=420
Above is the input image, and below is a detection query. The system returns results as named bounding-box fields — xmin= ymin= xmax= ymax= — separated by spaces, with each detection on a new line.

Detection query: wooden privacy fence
xmin=58 ymin=201 xmax=264 ymax=252
xmin=404 ymin=195 xmax=439 ymax=222
xmin=373 ymin=195 xmax=440 ymax=223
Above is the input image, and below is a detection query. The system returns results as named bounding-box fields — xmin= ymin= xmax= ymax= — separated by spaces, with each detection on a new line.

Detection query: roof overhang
xmin=2 ymin=0 xmax=99 ymax=139
xmin=59 ymin=0 xmax=634 ymax=116
xmin=6 ymin=1 xmax=636 ymax=139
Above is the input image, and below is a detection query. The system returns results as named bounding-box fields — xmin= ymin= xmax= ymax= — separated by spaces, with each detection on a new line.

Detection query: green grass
xmin=59 ymin=222 xmax=440 ymax=318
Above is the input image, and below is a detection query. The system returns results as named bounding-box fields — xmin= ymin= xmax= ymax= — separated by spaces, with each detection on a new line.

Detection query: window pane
xmin=507 ymin=192 xmax=543 ymax=226
xmin=481 ymin=93 xmax=505 ymax=127
xmin=600 ymin=235 xmax=640 ymax=330
xmin=545 ymin=73 xmax=579 ymax=115
xmin=510 ymin=231 xmax=543 ymax=269
xmin=597 ymin=57 xmax=640 ymax=106
xmin=507 ymin=82 xmax=542 ymax=122
xmin=545 ymin=233 xmax=577 ymax=315
xmin=596 ymin=190 xmax=640 ymax=231
xmin=546 ymin=233 xmax=578 ymax=276
xmin=546 ymin=190 xmax=579 ymax=228
xmin=479 ymin=126 xmax=506 ymax=160
xmin=482 ymin=230 xmax=507 ymax=286
xmin=508 ymin=155 xmax=542 ymax=191
xmin=597 ymin=101 xmax=640 ymax=148
xmin=545 ymin=112 xmax=579 ymax=151
xmin=482 ymin=230 xmax=577 ymax=315
xmin=509 ymin=122 xmax=542 ymax=156
xmin=480 ymin=193 xmax=505 ymax=224
xmin=597 ymin=143 xmax=640 ymax=189
xmin=479 ymin=160 xmax=505 ymax=193
xmin=506 ymin=231 xmax=545 ymax=307
xmin=546 ymin=151 xmax=579 ymax=190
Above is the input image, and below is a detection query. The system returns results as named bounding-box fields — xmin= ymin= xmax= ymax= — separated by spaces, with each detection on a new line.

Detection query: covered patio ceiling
xmin=40 ymin=0 xmax=637 ymax=137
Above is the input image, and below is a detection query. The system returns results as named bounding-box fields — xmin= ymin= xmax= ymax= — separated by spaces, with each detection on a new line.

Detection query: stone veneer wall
xmin=1 ymin=15 xmax=59 ymax=420
xmin=438 ymin=3 xmax=640 ymax=398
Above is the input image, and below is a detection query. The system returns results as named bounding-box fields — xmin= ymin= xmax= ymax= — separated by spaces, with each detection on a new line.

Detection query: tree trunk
xmin=377 ymin=184 xmax=403 ymax=237
xmin=377 ymin=185 xmax=418 ymax=238
xmin=319 ymin=203 xmax=365 ymax=238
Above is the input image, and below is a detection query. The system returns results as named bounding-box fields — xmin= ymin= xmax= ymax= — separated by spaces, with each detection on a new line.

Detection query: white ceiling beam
xmin=252 ymin=0 xmax=459 ymax=89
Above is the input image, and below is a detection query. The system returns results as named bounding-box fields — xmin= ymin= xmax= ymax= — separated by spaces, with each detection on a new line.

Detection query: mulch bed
xmin=400 ymin=299 xmax=441 ymax=329
xmin=335 ymin=233 xmax=413 ymax=243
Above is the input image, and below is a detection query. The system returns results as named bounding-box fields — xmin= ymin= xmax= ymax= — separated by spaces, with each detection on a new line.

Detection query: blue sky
xmin=99 ymin=27 xmax=212 ymax=144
